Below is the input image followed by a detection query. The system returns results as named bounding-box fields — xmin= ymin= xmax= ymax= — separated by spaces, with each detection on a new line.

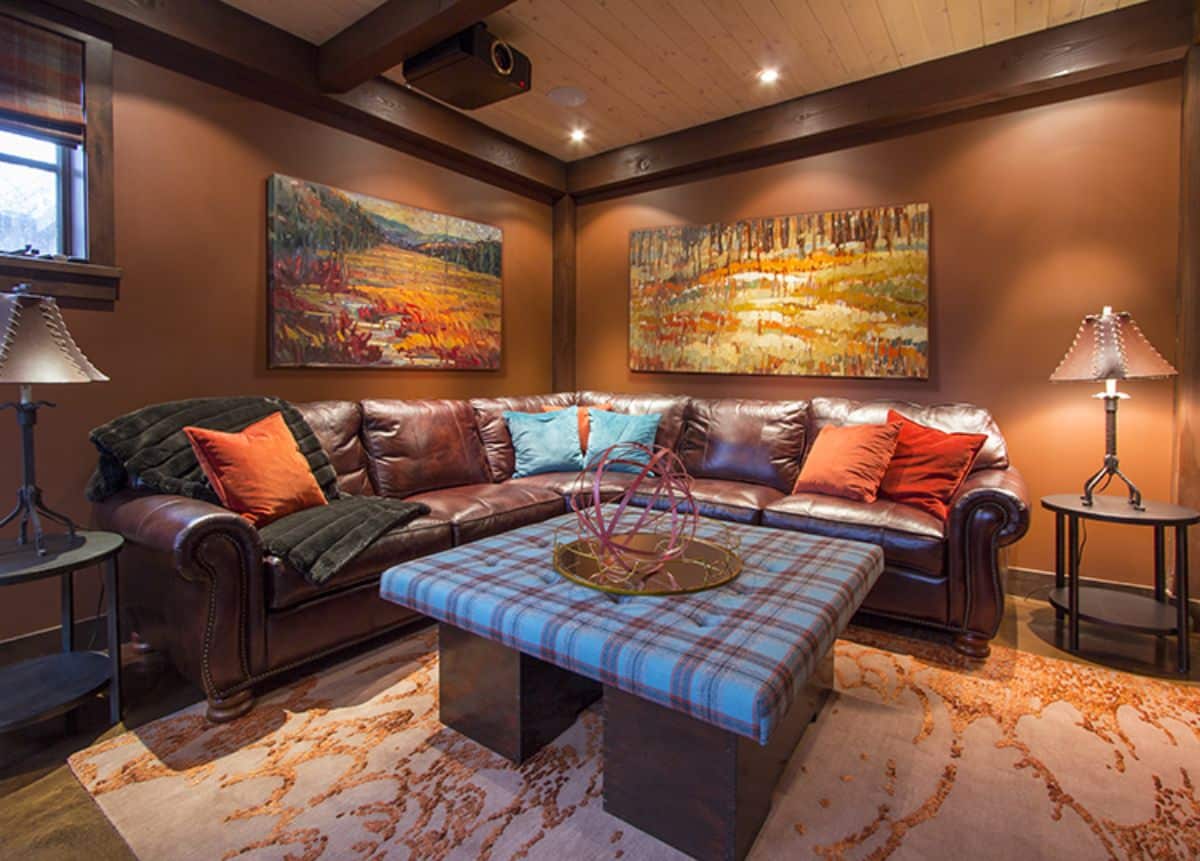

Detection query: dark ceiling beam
xmin=34 ymin=0 xmax=564 ymax=201
xmin=567 ymin=0 xmax=1195 ymax=200
xmin=318 ymin=0 xmax=516 ymax=93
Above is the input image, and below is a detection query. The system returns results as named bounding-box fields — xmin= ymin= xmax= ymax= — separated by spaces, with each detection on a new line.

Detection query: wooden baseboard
xmin=0 ymin=615 xmax=108 ymax=668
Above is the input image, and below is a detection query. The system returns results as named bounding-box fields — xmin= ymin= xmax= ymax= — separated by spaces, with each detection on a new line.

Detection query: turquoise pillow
xmin=504 ymin=407 xmax=584 ymax=478
xmin=585 ymin=409 xmax=662 ymax=473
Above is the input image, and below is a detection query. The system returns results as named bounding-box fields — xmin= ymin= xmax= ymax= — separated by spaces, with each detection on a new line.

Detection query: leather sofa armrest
xmin=94 ymin=489 xmax=263 ymax=565
xmin=948 ymin=467 xmax=1031 ymax=546
xmin=94 ymin=490 xmax=264 ymax=719
xmin=945 ymin=467 xmax=1031 ymax=653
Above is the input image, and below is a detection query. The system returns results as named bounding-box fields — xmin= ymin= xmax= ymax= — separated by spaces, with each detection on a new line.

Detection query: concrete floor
xmin=1 ymin=593 xmax=1196 ymax=861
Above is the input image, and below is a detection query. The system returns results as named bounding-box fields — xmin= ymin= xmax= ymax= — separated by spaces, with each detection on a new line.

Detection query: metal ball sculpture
xmin=562 ymin=442 xmax=700 ymax=589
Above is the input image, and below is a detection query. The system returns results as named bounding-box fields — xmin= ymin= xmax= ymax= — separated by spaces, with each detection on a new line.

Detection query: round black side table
xmin=1042 ymin=495 xmax=1198 ymax=673
xmin=0 ymin=531 xmax=124 ymax=732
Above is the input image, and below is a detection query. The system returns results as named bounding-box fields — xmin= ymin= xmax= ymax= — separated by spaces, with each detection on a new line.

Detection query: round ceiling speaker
xmin=548 ymin=86 xmax=588 ymax=107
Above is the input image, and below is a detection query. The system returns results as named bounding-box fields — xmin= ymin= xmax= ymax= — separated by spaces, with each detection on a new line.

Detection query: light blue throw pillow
xmin=585 ymin=409 xmax=662 ymax=473
xmin=504 ymin=407 xmax=584 ymax=478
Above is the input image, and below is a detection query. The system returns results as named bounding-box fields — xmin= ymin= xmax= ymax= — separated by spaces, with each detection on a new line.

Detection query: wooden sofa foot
xmin=206 ymin=689 xmax=254 ymax=722
xmin=953 ymin=633 xmax=991 ymax=660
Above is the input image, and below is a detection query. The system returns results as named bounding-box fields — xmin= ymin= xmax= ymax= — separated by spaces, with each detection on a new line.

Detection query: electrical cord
xmin=85 ymin=580 xmax=106 ymax=651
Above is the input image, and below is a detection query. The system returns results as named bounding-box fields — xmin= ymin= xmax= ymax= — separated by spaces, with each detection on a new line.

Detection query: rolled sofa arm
xmin=945 ymin=467 xmax=1032 ymax=655
xmin=94 ymin=490 xmax=265 ymax=720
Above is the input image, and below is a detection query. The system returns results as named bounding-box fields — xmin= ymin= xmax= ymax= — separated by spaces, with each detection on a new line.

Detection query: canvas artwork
xmin=629 ymin=203 xmax=930 ymax=378
xmin=268 ymin=174 xmax=502 ymax=369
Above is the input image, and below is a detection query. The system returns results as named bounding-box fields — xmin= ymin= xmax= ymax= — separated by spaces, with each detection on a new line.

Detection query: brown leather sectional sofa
xmin=96 ymin=391 xmax=1030 ymax=722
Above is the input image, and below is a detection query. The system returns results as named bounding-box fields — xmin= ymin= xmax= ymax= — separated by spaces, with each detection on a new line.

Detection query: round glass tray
xmin=553 ymin=532 xmax=742 ymax=596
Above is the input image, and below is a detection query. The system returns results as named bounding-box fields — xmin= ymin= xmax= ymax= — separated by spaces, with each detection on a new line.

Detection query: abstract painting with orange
xmin=629 ymin=203 xmax=929 ymax=378
xmin=268 ymin=174 xmax=501 ymax=370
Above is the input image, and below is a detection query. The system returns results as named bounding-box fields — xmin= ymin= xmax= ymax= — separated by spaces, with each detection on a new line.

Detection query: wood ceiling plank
xmin=1048 ymin=0 xmax=1084 ymax=24
xmin=567 ymin=0 xmax=1191 ymax=197
xmin=510 ymin=0 xmax=698 ymax=132
xmin=980 ymin=0 xmax=1018 ymax=43
xmin=1082 ymin=0 xmax=1121 ymax=13
xmin=765 ymin=0 xmax=848 ymax=87
xmin=945 ymin=0 xmax=986 ymax=49
xmin=1016 ymin=0 xmax=1050 ymax=34
xmin=629 ymin=0 xmax=760 ymax=113
xmin=674 ymin=0 xmax=771 ymax=101
xmin=318 ymin=0 xmax=515 ymax=92
xmin=877 ymin=0 xmax=936 ymax=67
xmin=843 ymin=0 xmax=903 ymax=73
xmin=734 ymin=0 xmax=836 ymax=92
xmin=566 ymin=0 xmax=742 ymax=120
xmin=910 ymin=0 xmax=958 ymax=57
xmin=805 ymin=0 xmax=876 ymax=80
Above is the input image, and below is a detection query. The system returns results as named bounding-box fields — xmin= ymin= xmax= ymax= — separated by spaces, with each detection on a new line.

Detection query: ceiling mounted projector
xmin=403 ymin=23 xmax=532 ymax=110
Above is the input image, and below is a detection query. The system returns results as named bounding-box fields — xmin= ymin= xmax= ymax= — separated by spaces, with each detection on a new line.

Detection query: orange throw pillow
xmin=542 ymin=403 xmax=611 ymax=451
xmin=878 ymin=410 xmax=988 ymax=521
xmin=184 ymin=412 xmax=327 ymax=526
xmin=792 ymin=422 xmax=902 ymax=503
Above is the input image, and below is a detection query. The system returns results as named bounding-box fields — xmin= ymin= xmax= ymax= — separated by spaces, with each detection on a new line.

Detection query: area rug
xmin=68 ymin=626 xmax=1200 ymax=860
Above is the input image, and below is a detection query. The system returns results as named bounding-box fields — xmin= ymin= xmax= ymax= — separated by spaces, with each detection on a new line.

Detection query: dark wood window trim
xmin=0 ymin=2 xmax=120 ymax=309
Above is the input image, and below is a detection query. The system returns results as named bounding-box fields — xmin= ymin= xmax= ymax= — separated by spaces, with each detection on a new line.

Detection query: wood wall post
xmin=1178 ymin=38 xmax=1199 ymax=577
xmin=552 ymin=194 xmax=577 ymax=392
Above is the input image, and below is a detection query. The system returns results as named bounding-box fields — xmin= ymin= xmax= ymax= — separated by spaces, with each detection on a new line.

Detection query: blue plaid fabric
xmin=380 ymin=510 xmax=884 ymax=744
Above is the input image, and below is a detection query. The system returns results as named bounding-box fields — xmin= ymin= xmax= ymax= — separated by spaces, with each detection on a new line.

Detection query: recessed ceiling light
xmin=549 ymin=86 xmax=588 ymax=107
xmin=569 ymin=128 xmax=586 ymax=143
xmin=757 ymin=68 xmax=780 ymax=84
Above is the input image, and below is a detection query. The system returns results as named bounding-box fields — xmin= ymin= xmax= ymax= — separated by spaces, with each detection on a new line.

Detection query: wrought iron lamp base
xmin=1 ymin=392 xmax=78 ymax=556
xmin=1080 ymin=391 xmax=1144 ymax=511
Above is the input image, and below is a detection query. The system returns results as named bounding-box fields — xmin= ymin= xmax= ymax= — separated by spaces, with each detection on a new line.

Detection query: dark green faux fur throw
xmin=86 ymin=396 xmax=339 ymax=503
xmin=259 ymin=496 xmax=428 ymax=586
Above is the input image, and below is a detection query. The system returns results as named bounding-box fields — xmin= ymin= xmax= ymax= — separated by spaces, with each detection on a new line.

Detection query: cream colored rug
xmin=68 ymin=625 xmax=1200 ymax=860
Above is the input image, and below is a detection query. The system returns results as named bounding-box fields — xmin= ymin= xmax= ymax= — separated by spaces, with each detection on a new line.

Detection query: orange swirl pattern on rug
xmin=69 ymin=626 xmax=1200 ymax=860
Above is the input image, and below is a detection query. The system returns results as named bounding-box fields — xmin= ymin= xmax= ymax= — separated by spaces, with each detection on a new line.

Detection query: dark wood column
xmin=552 ymin=194 xmax=577 ymax=392
xmin=1178 ymin=39 xmax=1199 ymax=579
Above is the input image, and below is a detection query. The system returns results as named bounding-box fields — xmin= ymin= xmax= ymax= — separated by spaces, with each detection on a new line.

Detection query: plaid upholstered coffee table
xmin=380 ymin=511 xmax=883 ymax=861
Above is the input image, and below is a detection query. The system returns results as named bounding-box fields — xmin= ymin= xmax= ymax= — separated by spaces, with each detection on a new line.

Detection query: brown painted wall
xmin=0 ymin=55 xmax=554 ymax=642
xmin=576 ymin=77 xmax=1182 ymax=584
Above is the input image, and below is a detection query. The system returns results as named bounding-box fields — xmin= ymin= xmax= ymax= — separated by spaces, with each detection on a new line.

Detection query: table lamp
xmin=0 ymin=287 xmax=108 ymax=555
xmin=1050 ymin=305 xmax=1176 ymax=511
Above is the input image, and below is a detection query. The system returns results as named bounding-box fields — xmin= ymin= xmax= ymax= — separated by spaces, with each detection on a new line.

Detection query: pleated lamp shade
xmin=1050 ymin=307 xmax=1176 ymax=382
xmin=0 ymin=292 xmax=108 ymax=384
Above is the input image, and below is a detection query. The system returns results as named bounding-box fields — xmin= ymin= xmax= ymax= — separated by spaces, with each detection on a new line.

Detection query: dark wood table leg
xmin=1176 ymin=526 xmax=1190 ymax=674
xmin=603 ymin=652 xmax=833 ymax=861
xmin=105 ymin=556 xmax=122 ymax=725
xmin=60 ymin=569 xmax=74 ymax=652
xmin=437 ymin=623 xmax=601 ymax=764
xmin=1068 ymin=515 xmax=1080 ymax=652
xmin=1154 ymin=526 xmax=1167 ymax=602
xmin=1054 ymin=513 xmax=1066 ymax=621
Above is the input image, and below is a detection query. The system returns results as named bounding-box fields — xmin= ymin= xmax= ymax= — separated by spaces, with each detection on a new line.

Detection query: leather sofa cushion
xmin=507 ymin=471 xmax=638 ymax=503
xmin=762 ymin=493 xmax=946 ymax=578
xmin=472 ymin=393 xmax=577 ymax=482
xmin=631 ymin=478 xmax=784 ymax=524
xmin=810 ymin=397 xmax=1009 ymax=472
xmin=266 ymin=515 xmax=453 ymax=610
xmin=293 ymin=401 xmax=373 ymax=495
xmin=362 ymin=399 xmax=492 ymax=496
xmin=578 ymin=391 xmax=690 ymax=451
xmin=405 ymin=483 xmax=565 ymax=544
xmin=677 ymin=398 xmax=809 ymax=492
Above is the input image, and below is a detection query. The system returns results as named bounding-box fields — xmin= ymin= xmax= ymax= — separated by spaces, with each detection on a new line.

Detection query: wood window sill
xmin=0 ymin=255 xmax=120 ymax=309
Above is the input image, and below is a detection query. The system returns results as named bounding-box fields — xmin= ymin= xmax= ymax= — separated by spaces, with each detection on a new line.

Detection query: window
xmin=0 ymin=128 xmax=83 ymax=257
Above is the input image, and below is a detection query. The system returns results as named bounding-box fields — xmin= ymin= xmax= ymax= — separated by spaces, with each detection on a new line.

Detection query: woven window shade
xmin=0 ymin=15 xmax=85 ymax=144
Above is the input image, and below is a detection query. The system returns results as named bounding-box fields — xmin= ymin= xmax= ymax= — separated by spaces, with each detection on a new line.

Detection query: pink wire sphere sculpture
xmin=566 ymin=442 xmax=698 ymax=579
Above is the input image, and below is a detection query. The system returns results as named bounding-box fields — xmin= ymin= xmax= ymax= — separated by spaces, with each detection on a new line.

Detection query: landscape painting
xmin=268 ymin=175 xmax=502 ymax=369
xmin=629 ymin=203 xmax=929 ymax=378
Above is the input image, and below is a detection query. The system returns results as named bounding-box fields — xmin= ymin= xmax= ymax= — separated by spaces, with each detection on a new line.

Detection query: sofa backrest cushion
xmin=810 ymin=397 xmax=1009 ymax=472
xmin=471 ymin=392 xmax=577 ymax=482
xmin=578 ymin=391 xmax=690 ymax=451
xmin=293 ymin=401 xmax=374 ymax=496
xmin=677 ymin=398 xmax=810 ymax=492
xmin=362 ymin=399 xmax=491 ymax=496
